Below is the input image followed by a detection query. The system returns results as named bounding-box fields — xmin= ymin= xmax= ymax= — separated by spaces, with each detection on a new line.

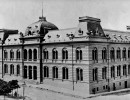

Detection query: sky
xmin=0 ymin=0 xmax=130 ymax=33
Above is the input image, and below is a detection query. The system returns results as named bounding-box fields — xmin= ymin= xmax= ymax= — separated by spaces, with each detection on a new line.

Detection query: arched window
xmin=24 ymin=49 xmax=27 ymax=61
xmin=17 ymin=65 xmax=20 ymax=75
xmin=92 ymin=47 xmax=98 ymax=62
xmin=52 ymin=66 xmax=58 ymax=78
xmin=10 ymin=64 xmax=14 ymax=74
xmin=76 ymin=47 xmax=82 ymax=60
xmin=16 ymin=49 xmax=20 ymax=60
xmin=110 ymin=47 xmax=115 ymax=61
xmin=123 ymin=64 xmax=127 ymax=76
xmin=43 ymin=49 xmax=49 ymax=59
xmin=62 ymin=48 xmax=68 ymax=60
xmin=102 ymin=47 xmax=107 ymax=62
xmin=33 ymin=66 xmax=37 ymax=80
xmin=10 ymin=50 xmax=14 ymax=60
xmin=122 ymin=48 xmax=126 ymax=60
xmin=52 ymin=49 xmax=58 ymax=60
xmin=117 ymin=47 xmax=121 ymax=60
xmin=111 ymin=66 xmax=115 ymax=78
xmin=62 ymin=67 xmax=68 ymax=79
xmin=4 ymin=64 xmax=8 ymax=74
xmin=29 ymin=66 xmax=32 ymax=79
xmin=33 ymin=49 xmax=37 ymax=61
xmin=76 ymin=68 xmax=83 ymax=81
xmin=28 ymin=49 xmax=32 ymax=61
xmin=128 ymin=48 xmax=130 ymax=59
xmin=4 ymin=50 xmax=8 ymax=60
xmin=44 ymin=66 xmax=49 ymax=78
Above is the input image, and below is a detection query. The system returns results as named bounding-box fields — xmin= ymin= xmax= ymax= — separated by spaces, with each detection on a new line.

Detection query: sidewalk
xmin=88 ymin=88 xmax=130 ymax=98
xmin=19 ymin=80 xmax=130 ymax=99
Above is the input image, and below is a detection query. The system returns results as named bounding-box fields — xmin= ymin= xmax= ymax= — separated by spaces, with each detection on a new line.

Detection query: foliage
xmin=0 ymin=79 xmax=20 ymax=95
xmin=8 ymin=80 xmax=20 ymax=90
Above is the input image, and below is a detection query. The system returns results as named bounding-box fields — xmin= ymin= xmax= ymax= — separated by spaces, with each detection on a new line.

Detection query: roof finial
xmin=39 ymin=1 xmax=46 ymax=21
xmin=42 ymin=1 xmax=43 ymax=18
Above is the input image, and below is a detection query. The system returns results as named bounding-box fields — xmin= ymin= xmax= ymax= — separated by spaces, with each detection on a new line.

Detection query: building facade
xmin=0 ymin=15 xmax=130 ymax=95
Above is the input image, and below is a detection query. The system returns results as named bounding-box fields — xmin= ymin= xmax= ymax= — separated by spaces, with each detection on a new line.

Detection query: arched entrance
xmin=23 ymin=66 xmax=27 ymax=78
xmin=24 ymin=49 xmax=27 ymax=61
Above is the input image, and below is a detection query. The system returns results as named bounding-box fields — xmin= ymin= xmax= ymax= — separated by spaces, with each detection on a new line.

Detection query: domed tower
xmin=19 ymin=15 xmax=59 ymax=83
xmin=25 ymin=16 xmax=58 ymax=37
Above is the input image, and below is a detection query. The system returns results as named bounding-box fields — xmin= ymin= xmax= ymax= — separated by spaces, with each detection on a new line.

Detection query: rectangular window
xmin=93 ymin=68 xmax=98 ymax=81
xmin=106 ymin=85 xmax=108 ymax=89
xmin=111 ymin=66 xmax=115 ymax=78
xmin=97 ymin=87 xmax=99 ymax=91
xmin=123 ymin=65 xmax=127 ymax=76
xmin=102 ymin=67 xmax=107 ymax=79
xmin=117 ymin=66 xmax=121 ymax=76
xmin=103 ymin=86 xmax=105 ymax=90
xmin=119 ymin=82 xmax=121 ymax=86
xmin=128 ymin=65 xmax=130 ymax=75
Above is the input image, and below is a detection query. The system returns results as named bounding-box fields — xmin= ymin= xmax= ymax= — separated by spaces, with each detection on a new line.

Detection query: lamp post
xmin=22 ymin=82 xmax=26 ymax=100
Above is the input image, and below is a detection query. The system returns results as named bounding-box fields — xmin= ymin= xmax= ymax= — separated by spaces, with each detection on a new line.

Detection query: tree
xmin=8 ymin=80 xmax=20 ymax=96
xmin=0 ymin=79 xmax=8 ymax=95
xmin=8 ymin=80 xmax=20 ymax=90
xmin=0 ymin=79 xmax=20 ymax=97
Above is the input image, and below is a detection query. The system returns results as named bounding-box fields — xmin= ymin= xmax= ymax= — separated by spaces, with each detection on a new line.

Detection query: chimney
xmin=126 ymin=26 xmax=130 ymax=30
xmin=79 ymin=16 xmax=101 ymax=23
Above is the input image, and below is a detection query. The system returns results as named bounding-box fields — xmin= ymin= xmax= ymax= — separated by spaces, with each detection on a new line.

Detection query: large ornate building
xmin=0 ymin=15 xmax=130 ymax=95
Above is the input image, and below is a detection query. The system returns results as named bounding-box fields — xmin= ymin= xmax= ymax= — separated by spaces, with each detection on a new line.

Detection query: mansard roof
xmin=24 ymin=17 xmax=58 ymax=37
xmin=103 ymin=29 xmax=130 ymax=42
xmin=43 ymin=28 xmax=76 ymax=43
xmin=4 ymin=34 xmax=21 ymax=45
xmin=3 ymin=16 xmax=130 ymax=45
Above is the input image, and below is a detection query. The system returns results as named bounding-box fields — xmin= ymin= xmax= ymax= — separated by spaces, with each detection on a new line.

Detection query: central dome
xmin=25 ymin=16 xmax=58 ymax=36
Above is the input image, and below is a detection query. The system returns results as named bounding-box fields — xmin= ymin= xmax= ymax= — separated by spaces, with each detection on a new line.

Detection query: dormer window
xmin=35 ymin=25 xmax=38 ymax=28
xmin=56 ymin=34 xmax=60 ymax=38
xmin=78 ymin=28 xmax=83 ymax=35
xmin=8 ymin=39 xmax=11 ymax=41
xmin=48 ymin=35 xmax=51 ymax=39
xmin=14 ymin=38 xmax=17 ymax=41
xmin=113 ymin=35 xmax=118 ymax=40
xmin=66 ymin=34 xmax=70 ymax=37
xmin=37 ymin=30 xmax=39 ymax=33
xmin=28 ymin=31 xmax=32 ymax=35
xmin=118 ymin=35 xmax=123 ymax=40
xmin=78 ymin=28 xmax=82 ymax=33
xmin=106 ymin=34 xmax=109 ymax=38
xmin=28 ymin=27 xmax=31 ymax=29
xmin=99 ymin=33 xmax=102 ymax=36
xmin=125 ymin=36 xmax=128 ymax=40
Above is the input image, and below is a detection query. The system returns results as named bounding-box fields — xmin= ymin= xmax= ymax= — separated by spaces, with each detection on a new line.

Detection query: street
xmin=18 ymin=86 xmax=82 ymax=100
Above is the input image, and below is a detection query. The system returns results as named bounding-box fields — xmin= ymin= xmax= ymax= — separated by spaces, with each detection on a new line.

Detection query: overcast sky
xmin=0 ymin=0 xmax=130 ymax=32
